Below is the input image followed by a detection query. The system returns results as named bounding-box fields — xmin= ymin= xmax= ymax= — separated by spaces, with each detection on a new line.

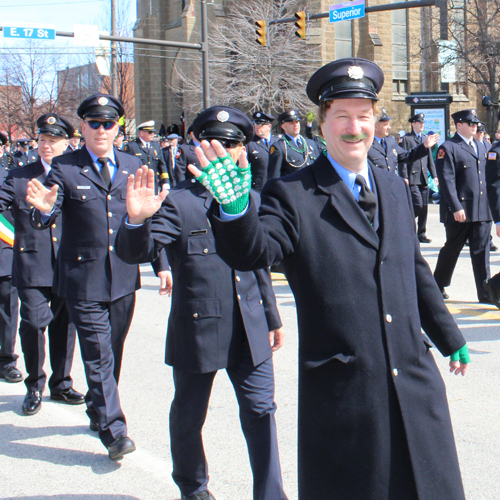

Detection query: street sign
xmin=330 ymin=0 xmax=365 ymax=23
xmin=3 ymin=25 xmax=55 ymax=40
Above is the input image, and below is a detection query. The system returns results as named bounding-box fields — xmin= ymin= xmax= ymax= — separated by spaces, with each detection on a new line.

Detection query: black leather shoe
xmin=479 ymin=297 xmax=493 ymax=305
xmin=107 ymin=435 xmax=136 ymax=460
xmin=491 ymin=242 xmax=498 ymax=252
xmin=22 ymin=391 xmax=42 ymax=416
xmin=440 ymin=288 xmax=449 ymax=300
xmin=181 ymin=491 xmax=216 ymax=500
xmin=50 ymin=387 xmax=85 ymax=405
xmin=418 ymin=234 xmax=432 ymax=243
xmin=0 ymin=366 xmax=23 ymax=383
xmin=483 ymin=279 xmax=500 ymax=309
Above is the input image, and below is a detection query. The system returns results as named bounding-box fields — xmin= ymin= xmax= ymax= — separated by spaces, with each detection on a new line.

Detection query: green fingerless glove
xmin=450 ymin=344 xmax=471 ymax=364
xmin=306 ymin=110 xmax=316 ymax=123
xmin=197 ymin=154 xmax=252 ymax=215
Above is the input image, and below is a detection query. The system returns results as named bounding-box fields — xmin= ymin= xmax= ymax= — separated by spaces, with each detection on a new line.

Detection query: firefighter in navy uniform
xmin=246 ymin=111 xmax=279 ymax=191
xmin=11 ymin=139 xmax=38 ymax=168
xmin=434 ymin=108 xmax=492 ymax=303
xmin=399 ymin=113 xmax=438 ymax=243
xmin=124 ymin=120 xmax=169 ymax=192
xmin=0 ymin=133 xmax=9 ymax=171
xmin=267 ymin=110 xmax=319 ymax=179
xmin=368 ymin=108 xmax=437 ymax=175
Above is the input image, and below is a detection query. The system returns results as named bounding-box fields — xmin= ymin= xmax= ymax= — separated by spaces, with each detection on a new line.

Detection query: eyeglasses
xmin=86 ymin=120 xmax=117 ymax=130
xmin=212 ymin=139 xmax=243 ymax=149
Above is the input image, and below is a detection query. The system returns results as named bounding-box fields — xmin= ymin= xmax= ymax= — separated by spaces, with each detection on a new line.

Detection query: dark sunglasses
xmin=212 ymin=139 xmax=243 ymax=149
xmin=86 ymin=120 xmax=117 ymax=130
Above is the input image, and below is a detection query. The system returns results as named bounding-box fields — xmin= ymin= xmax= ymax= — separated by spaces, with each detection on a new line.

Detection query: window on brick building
xmin=335 ymin=21 xmax=352 ymax=59
xmin=392 ymin=0 xmax=408 ymax=95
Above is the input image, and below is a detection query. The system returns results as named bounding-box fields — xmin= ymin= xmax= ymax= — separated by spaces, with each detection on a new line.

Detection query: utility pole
xmin=200 ymin=0 xmax=210 ymax=109
xmin=111 ymin=0 xmax=118 ymax=98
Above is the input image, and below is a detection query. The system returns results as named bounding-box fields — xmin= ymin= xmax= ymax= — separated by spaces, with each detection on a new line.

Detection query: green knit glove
xmin=450 ymin=344 xmax=471 ymax=364
xmin=306 ymin=110 xmax=316 ymax=123
xmin=197 ymin=154 xmax=251 ymax=214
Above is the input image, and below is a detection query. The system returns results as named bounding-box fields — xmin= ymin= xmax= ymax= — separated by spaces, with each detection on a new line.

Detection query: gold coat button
xmin=193 ymin=312 xmax=199 ymax=318
xmin=109 ymin=246 xmax=114 ymax=251
xmin=107 ymin=195 xmax=112 ymax=200
xmin=203 ymin=248 xmax=209 ymax=254
xmin=52 ymin=237 xmax=57 ymax=242
xmin=20 ymin=247 xmax=24 ymax=251
xmin=51 ymin=223 xmax=56 ymax=228
xmin=393 ymin=368 xmax=399 ymax=377
xmin=82 ymin=195 xmax=87 ymax=200
xmin=77 ymin=256 xmax=82 ymax=261
xmin=37 ymin=223 xmax=41 ymax=228
xmin=259 ymin=300 xmax=263 ymax=304
xmin=386 ymin=314 xmax=392 ymax=323
xmin=109 ymin=229 xmax=114 ymax=234
xmin=237 ymin=294 xmax=241 ymax=300
xmin=236 ymin=276 xmax=241 ymax=282
xmin=108 ymin=212 xmax=112 ymax=217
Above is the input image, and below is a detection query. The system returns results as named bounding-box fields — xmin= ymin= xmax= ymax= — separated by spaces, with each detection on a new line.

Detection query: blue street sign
xmin=330 ymin=0 xmax=365 ymax=23
xmin=3 ymin=26 xmax=56 ymax=40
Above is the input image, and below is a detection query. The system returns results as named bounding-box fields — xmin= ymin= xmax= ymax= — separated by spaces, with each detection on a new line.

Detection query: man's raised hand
xmin=26 ymin=179 xmax=58 ymax=214
xmin=127 ymin=166 xmax=168 ymax=225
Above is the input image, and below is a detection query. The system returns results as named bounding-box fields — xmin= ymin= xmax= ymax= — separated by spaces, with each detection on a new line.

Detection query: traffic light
xmin=295 ymin=11 xmax=307 ymax=40
xmin=255 ymin=20 xmax=267 ymax=46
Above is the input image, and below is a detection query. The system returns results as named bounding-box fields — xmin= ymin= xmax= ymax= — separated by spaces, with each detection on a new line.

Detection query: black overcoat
xmin=209 ymin=154 xmax=466 ymax=500
xmin=31 ymin=147 xmax=141 ymax=302
xmin=368 ymin=135 xmax=428 ymax=175
xmin=0 ymin=160 xmax=61 ymax=288
xmin=398 ymin=131 xmax=437 ymax=184
xmin=435 ymin=134 xmax=492 ymax=224
xmin=115 ymin=181 xmax=281 ymax=373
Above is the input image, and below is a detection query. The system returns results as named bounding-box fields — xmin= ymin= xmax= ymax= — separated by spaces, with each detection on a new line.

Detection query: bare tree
xmin=429 ymin=0 xmax=500 ymax=133
xmin=175 ymin=0 xmax=320 ymax=117
xmin=0 ymin=40 xmax=79 ymax=140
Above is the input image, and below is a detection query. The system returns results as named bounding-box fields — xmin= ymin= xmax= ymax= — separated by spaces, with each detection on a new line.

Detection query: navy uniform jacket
xmin=0 ymin=160 xmax=61 ymax=288
xmin=207 ymin=154 xmax=466 ymax=499
xmin=435 ymin=134 xmax=492 ymax=224
xmin=398 ymin=131 xmax=437 ymax=184
xmin=246 ymin=134 xmax=280 ymax=192
xmin=124 ymin=138 xmax=169 ymax=187
xmin=174 ymin=142 xmax=201 ymax=185
xmin=31 ymin=147 xmax=141 ymax=302
xmin=0 ymin=154 xmax=9 ymax=173
xmin=0 ymin=210 xmax=14 ymax=278
xmin=162 ymin=146 xmax=182 ymax=187
xmin=368 ymin=135 xmax=428 ymax=175
xmin=115 ymin=181 xmax=281 ymax=373
xmin=11 ymin=149 xmax=38 ymax=169
xmin=268 ymin=136 xmax=319 ymax=179
xmin=486 ymin=143 xmax=500 ymax=222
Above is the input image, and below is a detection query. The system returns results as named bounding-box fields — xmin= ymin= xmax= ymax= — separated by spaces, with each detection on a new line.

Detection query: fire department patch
xmin=437 ymin=149 xmax=445 ymax=159
xmin=488 ymin=152 xmax=498 ymax=160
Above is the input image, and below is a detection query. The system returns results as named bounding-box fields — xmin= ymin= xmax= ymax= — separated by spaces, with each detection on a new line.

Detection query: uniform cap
xmin=409 ymin=113 xmax=425 ymax=123
xmin=37 ymin=113 xmax=75 ymax=139
xmin=138 ymin=120 xmax=156 ymax=131
xmin=477 ymin=122 xmax=486 ymax=132
xmin=192 ymin=106 xmax=254 ymax=145
xmin=77 ymin=93 xmax=124 ymax=120
xmin=277 ymin=110 xmax=301 ymax=123
xmin=306 ymin=58 xmax=384 ymax=105
xmin=451 ymin=109 xmax=480 ymax=124
xmin=378 ymin=107 xmax=392 ymax=122
xmin=167 ymin=133 xmax=180 ymax=140
xmin=252 ymin=111 xmax=275 ymax=124
xmin=17 ymin=139 xmax=30 ymax=147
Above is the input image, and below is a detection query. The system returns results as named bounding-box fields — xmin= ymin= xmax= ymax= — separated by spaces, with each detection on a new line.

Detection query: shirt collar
xmin=86 ymin=146 xmax=116 ymax=167
xmin=140 ymin=137 xmax=150 ymax=148
xmin=326 ymin=152 xmax=372 ymax=192
xmin=374 ymin=136 xmax=383 ymax=144
xmin=40 ymin=157 xmax=51 ymax=176
xmin=457 ymin=132 xmax=474 ymax=145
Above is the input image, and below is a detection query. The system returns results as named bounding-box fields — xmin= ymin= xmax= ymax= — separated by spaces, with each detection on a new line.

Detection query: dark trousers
xmin=434 ymin=221 xmax=491 ymax=300
xmin=66 ymin=292 xmax=135 ymax=447
xmin=18 ymin=286 xmax=76 ymax=393
xmin=0 ymin=277 xmax=18 ymax=370
xmin=170 ymin=346 xmax=287 ymax=500
xmin=410 ymin=184 xmax=429 ymax=235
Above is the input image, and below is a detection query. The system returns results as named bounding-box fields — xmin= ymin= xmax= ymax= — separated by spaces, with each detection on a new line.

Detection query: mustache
xmin=340 ymin=133 xmax=368 ymax=142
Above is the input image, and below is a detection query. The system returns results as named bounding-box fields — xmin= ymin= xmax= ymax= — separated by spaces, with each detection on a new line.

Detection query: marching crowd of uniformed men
xmin=2 ymin=54 xmax=500 ymax=500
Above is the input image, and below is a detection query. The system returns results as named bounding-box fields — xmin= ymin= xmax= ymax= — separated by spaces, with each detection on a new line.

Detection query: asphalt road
xmin=1 ymin=203 xmax=500 ymax=500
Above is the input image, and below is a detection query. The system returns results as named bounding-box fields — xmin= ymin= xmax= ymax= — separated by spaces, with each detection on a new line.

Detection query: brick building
xmin=133 ymin=0 xmax=484 ymax=138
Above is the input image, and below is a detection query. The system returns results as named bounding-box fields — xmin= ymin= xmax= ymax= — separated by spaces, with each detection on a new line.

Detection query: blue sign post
xmin=3 ymin=26 xmax=56 ymax=40
xmin=330 ymin=0 xmax=365 ymax=23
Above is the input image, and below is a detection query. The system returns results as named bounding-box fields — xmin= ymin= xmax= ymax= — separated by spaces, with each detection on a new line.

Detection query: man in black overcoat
xmin=26 ymin=94 xmax=141 ymax=460
xmin=115 ymin=106 xmax=288 ymax=500
xmin=434 ymin=109 xmax=492 ymax=302
xmin=267 ymin=110 xmax=319 ymax=179
xmin=124 ymin=120 xmax=169 ymax=192
xmin=0 ymin=114 xmax=84 ymax=415
xmin=368 ymin=108 xmax=437 ymax=175
xmin=188 ymin=59 xmax=470 ymax=500
xmin=246 ymin=111 xmax=279 ymax=191
xmin=398 ymin=113 xmax=438 ymax=243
